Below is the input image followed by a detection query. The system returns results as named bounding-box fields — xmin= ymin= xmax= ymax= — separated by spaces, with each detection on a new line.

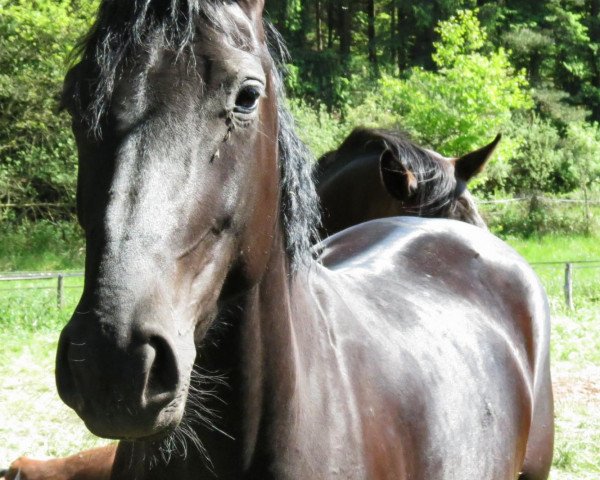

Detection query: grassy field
xmin=0 ymin=221 xmax=84 ymax=272
xmin=0 ymin=232 xmax=598 ymax=477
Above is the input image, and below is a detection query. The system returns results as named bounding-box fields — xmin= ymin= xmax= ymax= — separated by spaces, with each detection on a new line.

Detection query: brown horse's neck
xmin=228 ymin=228 xmax=365 ymax=478
xmin=233 ymin=229 xmax=318 ymax=473
xmin=197 ymin=231 xmax=305 ymax=476
xmin=318 ymin=153 xmax=398 ymax=236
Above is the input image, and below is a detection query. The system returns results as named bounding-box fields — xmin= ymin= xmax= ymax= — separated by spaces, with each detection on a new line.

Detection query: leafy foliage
xmin=0 ymin=0 xmax=599 ymax=226
xmin=564 ymin=121 xmax=600 ymax=190
xmin=0 ymin=0 xmax=97 ymax=221
xmin=506 ymin=116 xmax=574 ymax=194
xmin=341 ymin=10 xmax=531 ymax=192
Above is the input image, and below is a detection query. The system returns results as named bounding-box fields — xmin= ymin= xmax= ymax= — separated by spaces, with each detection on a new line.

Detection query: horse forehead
xmin=110 ymin=37 xmax=266 ymax=131
xmin=185 ymin=2 xmax=264 ymax=59
xmin=205 ymin=6 xmax=269 ymax=75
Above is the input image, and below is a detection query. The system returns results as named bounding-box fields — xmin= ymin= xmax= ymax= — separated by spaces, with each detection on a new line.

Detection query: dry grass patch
xmin=0 ymin=332 xmax=108 ymax=467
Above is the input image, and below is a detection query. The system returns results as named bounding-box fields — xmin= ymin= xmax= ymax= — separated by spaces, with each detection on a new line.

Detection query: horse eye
xmin=234 ymin=86 xmax=260 ymax=113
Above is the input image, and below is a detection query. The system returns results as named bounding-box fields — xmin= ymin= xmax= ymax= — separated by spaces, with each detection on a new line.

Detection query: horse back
xmin=314 ymin=217 xmax=550 ymax=478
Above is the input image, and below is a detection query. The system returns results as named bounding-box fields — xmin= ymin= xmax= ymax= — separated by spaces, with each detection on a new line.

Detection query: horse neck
xmin=211 ymin=226 xmax=365 ymax=477
xmin=319 ymin=152 xmax=382 ymax=193
xmin=318 ymin=153 xmax=399 ymax=234
xmin=114 ymin=231 xmax=322 ymax=479
xmin=232 ymin=229 xmax=320 ymax=468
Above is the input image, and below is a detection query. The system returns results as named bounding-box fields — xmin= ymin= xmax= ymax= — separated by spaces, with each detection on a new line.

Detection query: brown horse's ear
xmin=454 ymin=134 xmax=502 ymax=182
xmin=237 ymin=0 xmax=265 ymax=21
xmin=380 ymin=149 xmax=418 ymax=201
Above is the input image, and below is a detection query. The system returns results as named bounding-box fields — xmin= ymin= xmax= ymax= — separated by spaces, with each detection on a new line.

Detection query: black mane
xmin=267 ymin=23 xmax=321 ymax=268
xmin=67 ymin=0 xmax=319 ymax=270
xmin=69 ymin=0 xmax=243 ymax=132
xmin=315 ymin=128 xmax=457 ymax=217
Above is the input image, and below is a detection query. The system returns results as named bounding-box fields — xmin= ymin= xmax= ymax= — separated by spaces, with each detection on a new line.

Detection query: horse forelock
xmin=67 ymin=1 xmax=256 ymax=131
xmin=397 ymin=139 xmax=457 ymax=217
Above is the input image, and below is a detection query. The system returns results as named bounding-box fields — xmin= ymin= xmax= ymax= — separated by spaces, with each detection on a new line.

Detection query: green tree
xmin=563 ymin=121 xmax=600 ymax=229
xmin=506 ymin=116 xmax=572 ymax=194
xmin=353 ymin=10 xmax=532 ymax=192
xmin=0 ymin=0 xmax=97 ymax=221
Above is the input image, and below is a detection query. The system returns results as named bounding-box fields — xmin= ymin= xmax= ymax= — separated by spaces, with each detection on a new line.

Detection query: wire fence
xmin=0 ymin=272 xmax=83 ymax=308
xmin=478 ymin=197 xmax=600 ymax=206
xmin=528 ymin=261 xmax=600 ymax=310
xmin=1 ymin=261 xmax=599 ymax=310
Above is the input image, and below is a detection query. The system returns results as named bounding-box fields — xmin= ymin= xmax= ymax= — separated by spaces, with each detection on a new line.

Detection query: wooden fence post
xmin=564 ymin=263 xmax=573 ymax=310
xmin=57 ymin=274 xmax=64 ymax=309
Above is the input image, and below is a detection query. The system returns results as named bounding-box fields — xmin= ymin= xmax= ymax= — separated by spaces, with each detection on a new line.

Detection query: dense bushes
xmin=0 ymin=219 xmax=84 ymax=270
xmin=0 ymin=1 xmax=96 ymax=221
xmin=290 ymin=10 xmax=599 ymax=210
xmin=0 ymin=3 xmax=598 ymax=237
xmin=344 ymin=10 xmax=531 ymax=193
xmin=480 ymin=195 xmax=600 ymax=237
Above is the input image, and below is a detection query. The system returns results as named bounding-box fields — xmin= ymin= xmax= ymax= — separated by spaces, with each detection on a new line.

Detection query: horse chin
xmin=80 ymin=398 xmax=186 ymax=442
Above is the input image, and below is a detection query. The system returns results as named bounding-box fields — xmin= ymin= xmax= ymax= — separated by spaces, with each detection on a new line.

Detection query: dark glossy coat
xmin=7 ymin=1 xmax=554 ymax=479
xmin=315 ymin=128 xmax=501 ymax=236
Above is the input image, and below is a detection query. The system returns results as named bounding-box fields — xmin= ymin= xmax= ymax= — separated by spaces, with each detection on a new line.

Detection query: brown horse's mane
xmin=316 ymin=128 xmax=458 ymax=217
xmin=63 ymin=0 xmax=321 ymax=271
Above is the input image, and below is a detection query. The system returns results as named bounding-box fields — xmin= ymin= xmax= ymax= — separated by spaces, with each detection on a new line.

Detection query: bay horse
xmin=2 ymin=140 xmax=501 ymax=480
xmin=8 ymin=1 xmax=554 ymax=479
xmin=315 ymin=128 xmax=500 ymax=236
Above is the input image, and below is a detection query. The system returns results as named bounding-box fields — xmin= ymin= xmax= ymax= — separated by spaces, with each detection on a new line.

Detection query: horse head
xmin=56 ymin=0 xmax=285 ymax=441
xmin=315 ymin=128 xmax=500 ymax=235
xmin=380 ymin=133 xmax=501 ymax=227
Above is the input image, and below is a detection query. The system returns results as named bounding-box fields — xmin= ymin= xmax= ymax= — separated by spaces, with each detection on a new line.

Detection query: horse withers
xmin=7 ymin=0 xmax=553 ymax=479
xmin=315 ymin=128 xmax=500 ymax=236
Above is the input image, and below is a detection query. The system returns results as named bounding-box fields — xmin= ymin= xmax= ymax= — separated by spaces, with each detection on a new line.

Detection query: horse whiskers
xmin=150 ymin=415 xmax=216 ymax=474
xmin=148 ymin=366 xmax=231 ymax=472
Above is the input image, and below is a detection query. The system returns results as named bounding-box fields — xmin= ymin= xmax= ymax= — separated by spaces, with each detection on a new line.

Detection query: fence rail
xmin=0 ymin=272 xmax=83 ymax=281
xmin=478 ymin=197 xmax=600 ymax=206
xmin=1 ymin=260 xmax=599 ymax=310
xmin=530 ymin=260 xmax=600 ymax=266
xmin=2 ymin=197 xmax=600 ymax=209
xmin=0 ymin=203 xmax=71 ymax=209
xmin=0 ymin=271 xmax=84 ymax=308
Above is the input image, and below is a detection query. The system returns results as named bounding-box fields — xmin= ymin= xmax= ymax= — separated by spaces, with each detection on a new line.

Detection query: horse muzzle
xmin=55 ymin=313 xmax=189 ymax=440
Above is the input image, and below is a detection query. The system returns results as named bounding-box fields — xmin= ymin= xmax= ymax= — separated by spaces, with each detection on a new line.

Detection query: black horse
xmin=315 ymin=128 xmax=500 ymax=236
xmin=12 ymin=1 xmax=554 ymax=479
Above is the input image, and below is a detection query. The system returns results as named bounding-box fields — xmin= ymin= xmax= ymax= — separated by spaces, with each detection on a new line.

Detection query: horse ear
xmin=380 ymin=149 xmax=418 ymax=201
xmin=454 ymin=134 xmax=502 ymax=182
xmin=237 ymin=0 xmax=265 ymax=21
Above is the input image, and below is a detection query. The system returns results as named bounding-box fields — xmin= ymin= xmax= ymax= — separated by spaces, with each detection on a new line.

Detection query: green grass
xmin=506 ymin=235 xmax=600 ymax=312
xmin=507 ymin=237 xmax=600 ymax=479
xmin=548 ymin=307 xmax=600 ymax=480
xmin=0 ymin=221 xmax=84 ymax=271
xmin=506 ymin=235 xmax=600 ymax=263
xmin=0 ymin=232 xmax=598 ymax=478
xmin=0 ymin=276 xmax=83 ymax=333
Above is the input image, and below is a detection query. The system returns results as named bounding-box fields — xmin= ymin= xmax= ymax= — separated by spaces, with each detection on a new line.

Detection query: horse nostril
xmin=144 ymin=335 xmax=179 ymax=407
